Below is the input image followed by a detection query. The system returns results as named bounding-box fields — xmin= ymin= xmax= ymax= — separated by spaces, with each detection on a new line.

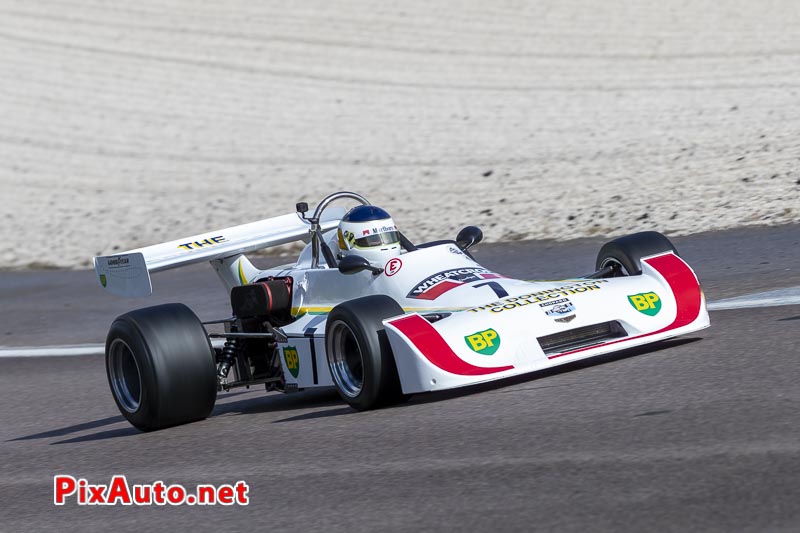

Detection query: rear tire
xmin=595 ymin=231 xmax=678 ymax=276
xmin=105 ymin=303 xmax=217 ymax=431
xmin=325 ymin=295 xmax=408 ymax=411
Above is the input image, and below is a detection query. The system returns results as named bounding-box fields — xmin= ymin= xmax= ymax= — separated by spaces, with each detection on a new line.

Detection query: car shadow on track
xmin=403 ymin=337 xmax=704 ymax=408
xmin=51 ymin=427 xmax=141 ymax=444
xmin=48 ymin=389 xmax=349 ymax=442
xmin=212 ymin=388 xmax=348 ymax=421
xmin=7 ymin=415 xmax=128 ymax=442
xmin=6 ymin=390 xmax=259 ymax=444
xmin=271 ymin=337 xmax=704 ymax=423
xmin=17 ymin=338 xmax=704 ymax=441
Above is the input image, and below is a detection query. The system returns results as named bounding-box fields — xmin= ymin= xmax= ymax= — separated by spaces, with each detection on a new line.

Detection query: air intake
xmin=537 ymin=321 xmax=627 ymax=356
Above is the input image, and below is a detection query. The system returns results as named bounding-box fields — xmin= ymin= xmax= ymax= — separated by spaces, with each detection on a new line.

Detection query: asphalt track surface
xmin=0 ymin=225 xmax=798 ymax=532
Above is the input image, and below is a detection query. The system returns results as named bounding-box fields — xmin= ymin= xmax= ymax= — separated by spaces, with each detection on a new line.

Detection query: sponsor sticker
xmin=407 ymin=268 xmax=503 ymax=300
xmin=539 ymin=298 xmax=576 ymax=322
xmin=283 ymin=346 xmax=300 ymax=378
xmin=106 ymin=256 xmax=129 ymax=267
xmin=448 ymin=246 xmax=464 ymax=255
xmin=99 ymin=274 xmax=107 ymax=287
xmin=464 ymin=328 xmax=501 ymax=355
xmin=628 ymin=292 xmax=662 ymax=316
xmin=177 ymin=235 xmax=227 ymax=251
xmin=385 ymin=258 xmax=402 ymax=276
xmin=468 ymin=280 xmax=608 ymax=313
xmin=342 ymin=230 xmax=356 ymax=247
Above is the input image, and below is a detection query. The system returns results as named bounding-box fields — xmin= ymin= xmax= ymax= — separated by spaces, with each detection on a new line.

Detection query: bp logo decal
xmin=628 ymin=292 xmax=662 ymax=316
xmin=464 ymin=328 xmax=501 ymax=355
xmin=283 ymin=346 xmax=300 ymax=378
xmin=99 ymin=274 xmax=107 ymax=288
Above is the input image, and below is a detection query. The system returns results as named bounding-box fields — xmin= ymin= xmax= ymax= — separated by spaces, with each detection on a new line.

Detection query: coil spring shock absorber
xmin=218 ymin=323 xmax=242 ymax=380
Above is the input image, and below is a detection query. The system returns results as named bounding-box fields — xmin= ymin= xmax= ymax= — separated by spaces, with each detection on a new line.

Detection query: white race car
xmin=94 ymin=192 xmax=709 ymax=431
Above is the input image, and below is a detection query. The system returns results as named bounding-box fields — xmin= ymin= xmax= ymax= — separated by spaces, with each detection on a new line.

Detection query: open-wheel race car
xmin=94 ymin=191 xmax=710 ymax=431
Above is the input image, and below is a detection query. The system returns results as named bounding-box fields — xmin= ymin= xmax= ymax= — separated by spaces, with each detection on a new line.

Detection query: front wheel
xmin=325 ymin=295 xmax=409 ymax=411
xmin=106 ymin=303 xmax=217 ymax=431
xmin=595 ymin=231 xmax=679 ymax=276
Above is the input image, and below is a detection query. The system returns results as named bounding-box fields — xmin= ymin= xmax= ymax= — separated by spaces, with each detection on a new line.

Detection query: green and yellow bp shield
xmin=283 ymin=346 xmax=300 ymax=378
xmin=628 ymin=292 xmax=662 ymax=316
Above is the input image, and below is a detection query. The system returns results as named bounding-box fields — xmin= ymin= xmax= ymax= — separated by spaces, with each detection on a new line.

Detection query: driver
xmin=337 ymin=205 xmax=401 ymax=265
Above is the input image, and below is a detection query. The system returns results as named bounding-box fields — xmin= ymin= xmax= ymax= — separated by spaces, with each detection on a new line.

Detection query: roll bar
xmin=296 ymin=191 xmax=370 ymax=269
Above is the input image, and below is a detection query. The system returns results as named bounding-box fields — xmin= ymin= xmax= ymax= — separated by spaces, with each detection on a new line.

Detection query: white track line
xmin=0 ymin=344 xmax=105 ymax=358
xmin=1 ymin=288 xmax=797 ymax=357
xmin=707 ymin=286 xmax=800 ymax=311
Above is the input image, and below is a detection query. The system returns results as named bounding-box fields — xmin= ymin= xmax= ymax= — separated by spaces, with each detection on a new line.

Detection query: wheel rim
xmin=599 ymin=257 xmax=628 ymax=276
xmin=108 ymin=339 xmax=142 ymax=413
xmin=327 ymin=320 xmax=364 ymax=398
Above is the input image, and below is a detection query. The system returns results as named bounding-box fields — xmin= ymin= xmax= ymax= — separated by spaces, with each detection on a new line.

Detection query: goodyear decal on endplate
xmin=628 ymin=292 xmax=662 ymax=316
xmin=283 ymin=346 xmax=300 ymax=378
xmin=464 ymin=328 xmax=501 ymax=355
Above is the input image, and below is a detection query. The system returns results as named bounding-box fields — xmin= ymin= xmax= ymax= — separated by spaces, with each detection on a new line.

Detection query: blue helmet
xmin=337 ymin=205 xmax=401 ymax=264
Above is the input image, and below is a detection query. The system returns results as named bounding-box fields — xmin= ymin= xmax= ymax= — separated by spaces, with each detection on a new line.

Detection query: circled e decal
xmin=385 ymin=258 xmax=403 ymax=276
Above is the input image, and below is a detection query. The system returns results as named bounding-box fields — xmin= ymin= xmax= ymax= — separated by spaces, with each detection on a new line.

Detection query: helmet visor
xmin=353 ymin=231 xmax=399 ymax=248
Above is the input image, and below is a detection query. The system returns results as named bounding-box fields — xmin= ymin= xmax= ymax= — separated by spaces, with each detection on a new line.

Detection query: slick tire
xmin=105 ymin=303 xmax=217 ymax=431
xmin=595 ymin=231 xmax=679 ymax=276
xmin=325 ymin=295 xmax=409 ymax=411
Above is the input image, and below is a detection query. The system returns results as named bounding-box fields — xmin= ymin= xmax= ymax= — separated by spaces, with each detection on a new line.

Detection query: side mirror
xmin=456 ymin=226 xmax=483 ymax=251
xmin=338 ymin=255 xmax=384 ymax=276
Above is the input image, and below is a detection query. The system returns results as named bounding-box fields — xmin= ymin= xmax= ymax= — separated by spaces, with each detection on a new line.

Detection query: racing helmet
xmin=337 ymin=205 xmax=401 ymax=265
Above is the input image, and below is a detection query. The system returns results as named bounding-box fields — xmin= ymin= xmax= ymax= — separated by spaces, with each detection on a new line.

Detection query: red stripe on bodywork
xmin=389 ymin=315 xmax=514 ymax=375
xmin=413 ymin=280 xmax=462 ymax=300
xmin=548 ymin=253 xmax=702 ymax=359
xmin=644 ymin=253 xmax=702 ymax=330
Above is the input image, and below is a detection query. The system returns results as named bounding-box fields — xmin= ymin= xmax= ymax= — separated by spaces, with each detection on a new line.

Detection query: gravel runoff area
xmin=0 ymin=0 xmax=798 ymax=269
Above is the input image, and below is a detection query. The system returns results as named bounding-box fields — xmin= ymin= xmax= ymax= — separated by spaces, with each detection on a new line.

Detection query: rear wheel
xmin=106 ymin=303 xmax=217 ymax=431
xmin=325 ymin=295 xmax=408 ymax=410
xmin=595 ymin=231 xmax=678 ymax=276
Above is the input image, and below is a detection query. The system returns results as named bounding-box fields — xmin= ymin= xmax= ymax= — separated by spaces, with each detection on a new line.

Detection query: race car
xmin=94 ymin=191 xmax=710 ymax=431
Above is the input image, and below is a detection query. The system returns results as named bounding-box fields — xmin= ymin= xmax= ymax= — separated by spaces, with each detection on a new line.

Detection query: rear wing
xmin=93 ymin=208 xmax=344 ymax=297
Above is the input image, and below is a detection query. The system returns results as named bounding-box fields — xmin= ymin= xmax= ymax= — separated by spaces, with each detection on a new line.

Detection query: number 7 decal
xmin=473 ymin=281 xmax=508 ymax=298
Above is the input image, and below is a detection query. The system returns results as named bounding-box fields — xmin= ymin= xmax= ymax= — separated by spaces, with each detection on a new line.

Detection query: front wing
xmin=383 ymin=253 xmax=709 ymax=394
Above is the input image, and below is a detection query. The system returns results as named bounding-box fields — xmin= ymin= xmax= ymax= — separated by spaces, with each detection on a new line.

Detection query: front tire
xmin=325 ymin=295 xmax=408 ymax=411
xmin=595 ymin=231 xmax=678 ymax=276
xmin=106 ymin=303 xmax=217 ymax=431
